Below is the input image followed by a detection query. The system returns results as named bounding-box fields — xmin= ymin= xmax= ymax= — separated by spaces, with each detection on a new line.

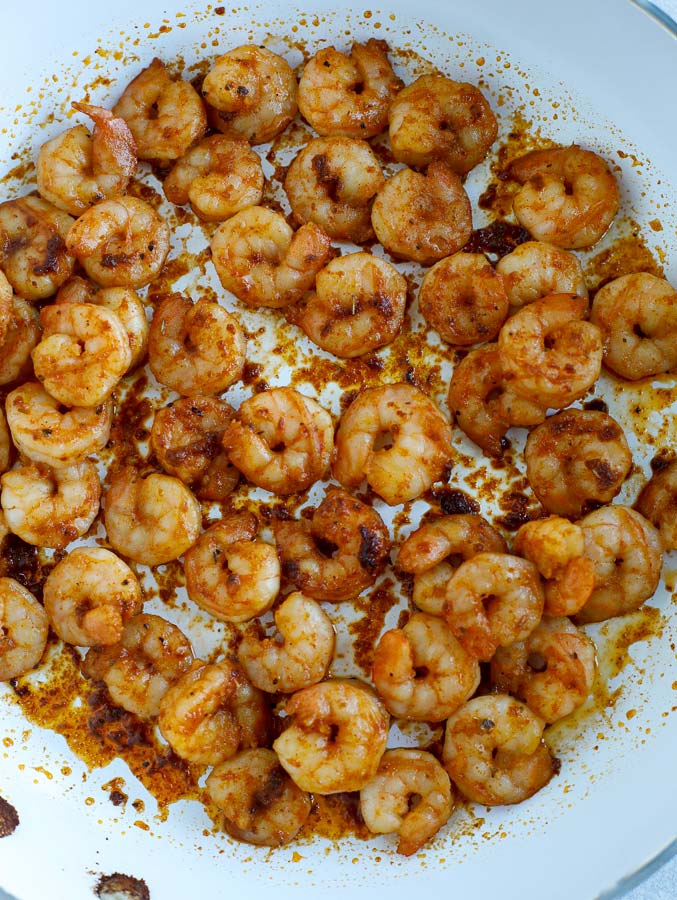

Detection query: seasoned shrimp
xmin=163 ymin=135 xmax=264 ymax=222
xmin=636 ymin=459 xmax=677 ymax=551
xmin=509 ymin=145 xmax=619 ymax=249
xmin=287 ymin=252 xmax=406 ymax=358
xmin=1 ymin=460 xmax=100 ymax=549
xmin=36 ymin=102 xmax=137 ymax=217
xmin=443 ymin=694 xmax=554 ymax=805
xmin=371 ymin=162 xmax=472 ymax=265
xmin=148 ymin=294 xmax=245 ymax=396
xmin=238 ymin=592 xmax=335 ymax=693
xmin=0 ymin=578 xmax=49 ymax=681
xmin=206 ymin=749 xmax=311 ymax=847
xmin=360 ymin=749 xmax=453 ymax=857
xmin=495 ymin=241 xmax=588 ymax=309
xmin=223 ymin=387 xmax=333 ymax=495
xmin=210 ymin=206 xmax=334 ymax=308
xmin=42 ymin=547 xmax=142 ymax=647
xmin=113 ymin=57 xmax=207 ymax=162
xmin=66 ymin=196 xmax=170 ymax=289
xmin=103 ymin=467 xmax=201 ymax=566
xmin=333 ymin=383 xmax=454 ymax=506
xmin=184 ymin=512 xmax=280 ymax=623
xmin=524 ymin=410 xmax=632 ymax=519
xmin=273 ymin=486 xmax=390 ymax=601
xmin=0 ymin=295 xmax=41 ymax=386
xmin=273 ymin=680 xmax=389 ymax=794
xmin=372 ymin=612 xmax=480 ymax=721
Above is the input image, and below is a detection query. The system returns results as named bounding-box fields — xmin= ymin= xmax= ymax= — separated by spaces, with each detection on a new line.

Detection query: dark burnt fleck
xmin=95 ymin=873 xmax=150 ymax=900
xmin=311 ymin=153 xmax=341 ymax=202
xmin=462 ymin=220 xmax=530 ymax=258
xmin=249 ymin=764 xmax=287 ymax=814
xmin=33 ymin=233 xmax=64 ymax=275
xmin=358 ymin=525 xmax=386 ymax=571
xmin=583 ymin=398 xmax=609 ymax=413
xmin=496 ymin=491 xmax=538 ymax=531
xmin=0 ymin=796 xmax=19 ymax=837
xmin=585 ymin=458 xmax=616 ymax=489
xmin=650 ymin=450 xmax=674 ymax=473
xmin=430 ymin=486 xmax=480 ymax=516
xmin=1 ymin=534 xmax=51 ymax=599
xmin=109 ymin=790 xmax=128 ymax=807
xmin=281 ymin=559 xmax=301 ymax=581
xmin=480 ymin=718 xmax=495 ymax=731
xmin=551 ymin=756 xmax=562 ymax=775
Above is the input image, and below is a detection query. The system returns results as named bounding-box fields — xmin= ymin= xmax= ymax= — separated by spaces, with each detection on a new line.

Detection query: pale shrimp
xmin=184 ymin=512 xmax=280 ymax=623
xmin=238 ymin=592 xmax=335 ymax=693
xmin=284 ymin=137 xmax=384 ymax=242
xmin=0 ymin=296 xmax=41 ymax=386
xmin=509 ymin=145 xmax=620 ymax=249
xmin=495 ymin=241 xmax=588 ymax=309
xmin=113 ymin=57 xmax=207 ymax=162
xmin=388 ymin=74 xmax=497 ymax=174
xmin=147 ymin=294 xmax=245 ymax=396
xmin=524 ymin=409 xmax=632 ymax=519
xmin=206 ymin=749 xmax=311 ymax=847
xmin=202 ymin=45 xmax=297 ymax=144
xmin=332 ymin=383 xmax=454 ymax=506
xmin=442 ymin=694 xmax=555 ymax=806
xmin=0 ymin=407 xmax=10 ymax=475
xmin=42 ymin=547 xmax=142 ymax=647
xmin=36 ymin=101 xmax=137 ymax=217
xmin=273 ymin=680 xmax=389 ymax=794
xmin=491 ymin=616 xmax=597 ymax=723
xmin=1 ymin=460 xmax=100 ymax=549
xmin=163 ymin=135 xmax=264 ymax=222
xmin=0 ymin=578 xmax=49 ymax=681
xmin=636 ymin=460 xmax=677 ymax=551
xmin=287 ymin=252 xmax=406 ymax=358
xmin=372 ymin=612 xmax=480 ymax=721
xmin=359 ymin=749 xmax=453 ymax=857
xmin=223 ymin=387 xmax=333 ymax=495
xmin=65 ymin=196 xmax=170 ymax=289
xmin=210 ymin=206 xmax=334 ymax=309
xmin=371 ymin=162 xmax=473 ymax=265
xmin=273 ymin=486 xmax=390 ymax=601
xmin=103 ymin=467 xmax=201 ymax=566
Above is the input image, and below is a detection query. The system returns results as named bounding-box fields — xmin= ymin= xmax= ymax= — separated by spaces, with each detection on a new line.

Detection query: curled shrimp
xmin=0 ymin=578 xmax=49 ymax=681
xmin=0 ymin=294 xmax=41 ymax=386
xmin=636 ymin=459 xmax=677 ymax=551
xmin=495 ymin=241 xmax=588 ymax=309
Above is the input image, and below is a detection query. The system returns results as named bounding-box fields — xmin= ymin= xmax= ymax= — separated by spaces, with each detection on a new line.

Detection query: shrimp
xmin=576 ymin=506 xmax=663 ymax=624
xmin=210 ymin=206 xmax=334 ymax=309
xmin=0 ymin=295 xmax=41 ymax=387
xmin=1 ymin=460 xmax=100 ymax=549
xmin=147 ymin=294 xmax=245 ymax=396
xmin=444 ymin=552 xmax=544 ymax=661
xmin=372 ymin=612 xmax=480 ymax=721
xmin=635 ymin=459 xmax=677 ymax=551
xmin=184 ymin=512 xmax=280 ymax=623
xmin=206 ymin=749 xmax=311 ymax=847
xmin=0 ymin=578 xmax=49 ymax=681
xmin=371 ymin=162 xmax=472 ymax=265
xmin=524 ymin=409 xmax=632 ymax=519
xmin=273 ymin=680 xmax=389 ymax=794
xmin=42 ymin=547 xmax=142 ymax=647
xmin=442 ymin=694 xmax=555 ymax=806
xmin=498 ymin=293 xmax=603 ymax=408
xmin=103 ymin=466 xmax=201 ymax=566
xmin=509 ymin=145 xmax=619 ymax=249
xmin=113 ymin=57 xmax=207 ymax=162
xmin=284 ymin=137 xmax=384 ymax=242
xmin=238 ymin=592 xmax=335 ymax=693
xmin=65 ymin=196 xmax=170 ymax=289
xmin=298 ymin=39 xmax=401 ymax=139
xmin=286 ymin=252 xmax=407 ymax=359
xmin=491 ymin=616 xmax=597 ymax=723
xmin=359 ymin=749 xmax=453 ymax=857
xmin=222 ymin=387 xmax=333 ymax=495
xmin=36 ymin=101 xmax=137 ymax=217
xmin=273 ymin=486 xmax=390 ymax=601
xmin=202 ymin=45 xmax=297 ymax=144
xmin=333 ymin=383 xmax=454 ymax=506
xmin=388 ymin=74 xmax=497 ymax=174
xmin=495 ymin=241 xmax=588 ymax=309
xmin=163 ymin=135 xmax=264 ymax=222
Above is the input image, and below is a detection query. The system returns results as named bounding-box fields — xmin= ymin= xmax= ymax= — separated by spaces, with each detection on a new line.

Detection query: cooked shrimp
xmin=0 ymin=296 xmax=41 ymax=386
xmin=113 ymin=57 xmax=207 ymax=162
xmin=273 ymin=486 xmax=390 ymax=601
xmin=495 ymin=241 xmax=588 ymax=309
xmin=103 ymin=467 xmax=201 ymax=566
xmin=211 ymin=206 xmax=334 ymax=308
xmin=371 ymin=162 xmax=472 ymax=265
xmin=184 ymin=512 xmax=280 ymax=623
xmin=287 ymin=252 xmax=406 ymax=358
xmin=359 ymin=749 xmax=453 ymax=857
xmin=42 ymin=547 xmax=142 ymax=647
xmin=333 ymin=383 xmax=454 ymax=506
xmin=443 ymin=694 xmax=554 ymax=805
xmin=0 ymin=578 xmax=49 ymax=681
xmin=273 ymin=680 xmax=389 ymax=794
xmin=635 ymin=459 xmax=677 ymax=551
xmin=524 ymin=409 xmax=632 ymax=519
xmin=509 ymin=145 xmax=619 ymax=249
xmin=148 ymin=294 xmax=245 ymax=396
xmin=223 ymin=387 xmax=333 ymax=495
